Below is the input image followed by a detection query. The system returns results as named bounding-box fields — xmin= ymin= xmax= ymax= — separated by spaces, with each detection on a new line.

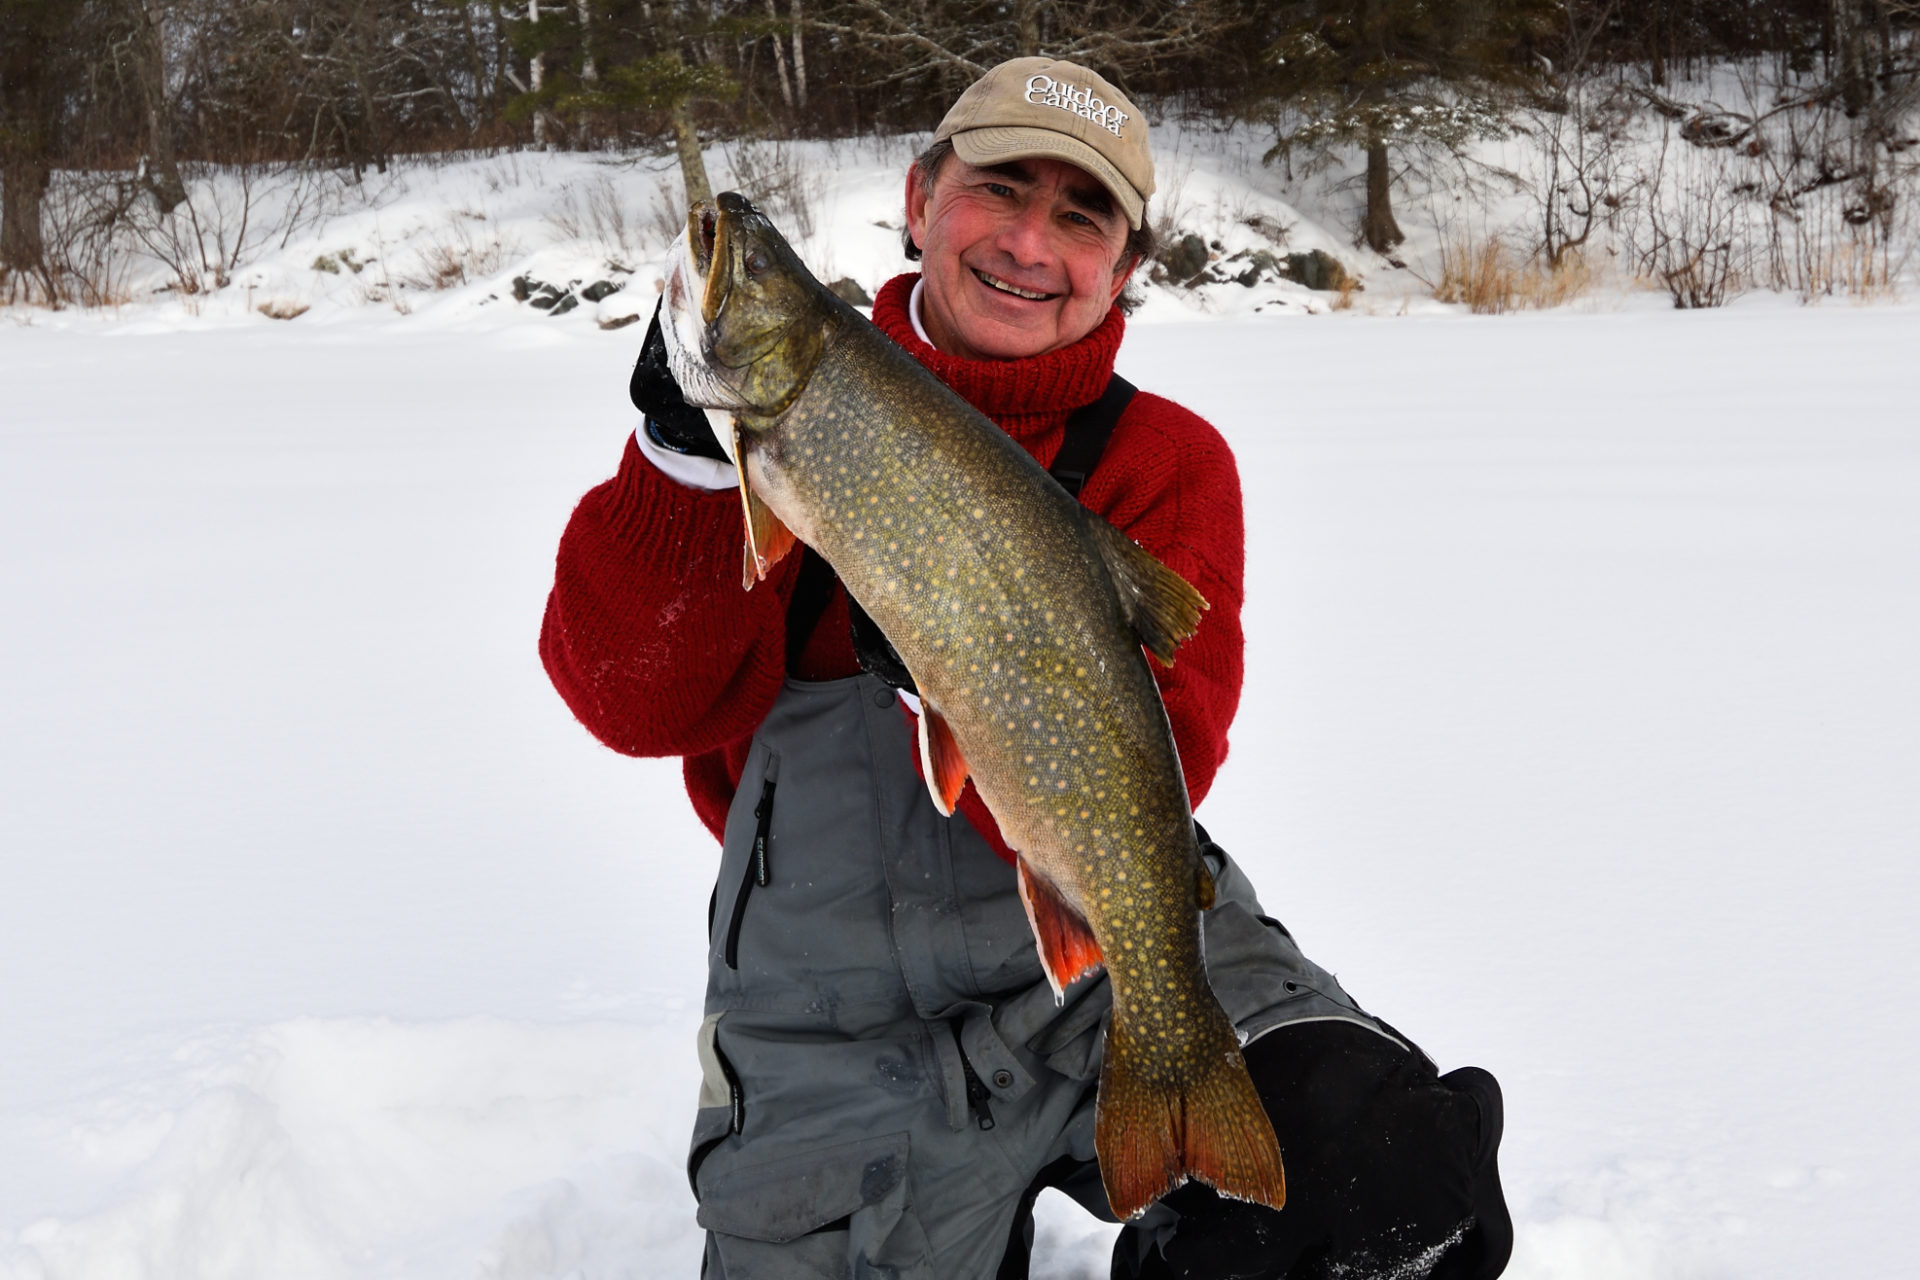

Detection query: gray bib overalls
xmin=689 ymin=673 xmax=1393 ymax=1279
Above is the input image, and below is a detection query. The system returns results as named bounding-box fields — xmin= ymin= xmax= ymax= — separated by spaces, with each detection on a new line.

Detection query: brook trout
xmin=662 ymin=193 xmax=1285 ymax=1221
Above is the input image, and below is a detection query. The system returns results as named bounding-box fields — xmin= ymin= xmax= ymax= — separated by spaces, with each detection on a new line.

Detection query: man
xmin=541 ymin=56 xmax=1511 ymax=1280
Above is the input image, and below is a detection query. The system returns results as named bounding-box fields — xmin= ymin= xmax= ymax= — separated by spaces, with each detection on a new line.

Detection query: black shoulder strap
xmin=784 ymin=548 xmax=838 ymax=673
xmin=1049 ymin=374 xmax=1136 ymax=500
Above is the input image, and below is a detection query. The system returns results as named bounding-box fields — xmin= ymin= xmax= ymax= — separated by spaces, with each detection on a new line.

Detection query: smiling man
xmin=541 ymin=56 xmax=1511 ymax=1280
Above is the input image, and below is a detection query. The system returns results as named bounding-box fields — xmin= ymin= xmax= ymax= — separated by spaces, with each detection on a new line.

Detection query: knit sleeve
xmin=540 ymin=432 xmax=801 ymax=758
xmin=1081 ymin=393 xmax=1247 ymax=809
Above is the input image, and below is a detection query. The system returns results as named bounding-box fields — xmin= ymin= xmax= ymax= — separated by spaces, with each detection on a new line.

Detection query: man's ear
xmin=1107 ymin=253 xmax=1139 ymax=306
xmin=904 ymin=167 xmax=931 ymax=251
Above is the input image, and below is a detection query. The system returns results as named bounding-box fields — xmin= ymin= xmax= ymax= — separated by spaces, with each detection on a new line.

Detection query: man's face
xmin=905 ymin=154 xmax=1136 ymax=361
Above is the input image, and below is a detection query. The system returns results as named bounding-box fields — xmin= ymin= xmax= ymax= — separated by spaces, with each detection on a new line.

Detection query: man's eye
xmin=1065 ymin=211 xmax=1095 ymax=227
xmin=985 ymin=182 xmax=1014 ymax=197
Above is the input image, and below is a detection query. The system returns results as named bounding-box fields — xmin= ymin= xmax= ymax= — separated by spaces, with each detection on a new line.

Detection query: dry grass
xmin=548 ymin=174 xmax=645 ymax=259
xmin=401 ymin=214 xmax=516 ymax=291
xmin=257 ymin=300 xmax=309 ymax=320
xmin=1434 ymin=236 xmax=1593 ymax=314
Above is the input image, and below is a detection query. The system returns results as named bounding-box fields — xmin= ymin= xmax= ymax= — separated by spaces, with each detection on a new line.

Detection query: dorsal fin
xmin=1086 ymin=518 xmax=1209 ymax=665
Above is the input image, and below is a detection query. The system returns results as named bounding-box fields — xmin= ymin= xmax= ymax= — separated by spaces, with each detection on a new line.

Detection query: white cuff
xmin=635 ymin=419 xmax=734 ymax=492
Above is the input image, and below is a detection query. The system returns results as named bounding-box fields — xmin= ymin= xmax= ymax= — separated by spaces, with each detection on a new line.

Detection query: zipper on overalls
xmin=723 ymin=756 xmax=779 ymax=970
xmin=959 ymin=1053 xmax=997 ymax=1130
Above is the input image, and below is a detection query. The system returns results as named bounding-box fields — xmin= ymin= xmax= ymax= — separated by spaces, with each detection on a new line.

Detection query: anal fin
xmin=917 ymin=704 xmax=970 ymax=817
xmin=1016 ymin=857 xmax=1105 ymax=1000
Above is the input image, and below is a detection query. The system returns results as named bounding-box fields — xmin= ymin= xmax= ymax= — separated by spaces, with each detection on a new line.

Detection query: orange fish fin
xmin=734 ymin=424 xmax=796 ymax=591
xmin=1085 ymin=517 xmax=1209 ymax=665
xmin=1095 ymin=1012 xmax=1287 ymax=1221
xmin=1015 ymin=856 xmax=1105 ymax=1000
xmin=916 ymin=704 xmax=970 ymax=817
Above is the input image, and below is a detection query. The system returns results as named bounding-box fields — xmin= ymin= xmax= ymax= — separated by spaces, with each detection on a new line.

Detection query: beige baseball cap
xmin=933 ymin=56 xmax=1154 ymax=229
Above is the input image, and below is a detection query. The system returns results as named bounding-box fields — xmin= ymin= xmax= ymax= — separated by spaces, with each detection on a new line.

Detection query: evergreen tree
xmin=1240 ymin=0 xmax=1559 ymax=252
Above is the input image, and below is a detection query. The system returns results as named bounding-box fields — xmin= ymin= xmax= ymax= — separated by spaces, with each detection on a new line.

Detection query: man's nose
xmin=994 ymin=196 xmax=1053 ymax=266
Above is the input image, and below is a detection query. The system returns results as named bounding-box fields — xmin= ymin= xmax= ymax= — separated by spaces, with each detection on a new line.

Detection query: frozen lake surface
xmin=3 ymin=300 xmax=1916 ymax=1280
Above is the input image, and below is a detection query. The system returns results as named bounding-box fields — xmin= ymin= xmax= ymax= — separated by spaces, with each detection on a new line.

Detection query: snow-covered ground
xmin=3 ymin=138 xmax=1918 ymax=1280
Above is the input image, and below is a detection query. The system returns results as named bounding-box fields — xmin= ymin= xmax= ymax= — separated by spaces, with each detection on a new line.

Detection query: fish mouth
xmin=662 ymin=200 xmax=748 ymax=430
xmin=972 ymin=268 xmax=1058 ymax=301
xmin=686 ymin=202 xmax=731 ymax=326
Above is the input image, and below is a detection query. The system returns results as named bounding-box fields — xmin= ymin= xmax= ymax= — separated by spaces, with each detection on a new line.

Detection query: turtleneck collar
xmin=871 ymin=273 xmax=1125 ymax=443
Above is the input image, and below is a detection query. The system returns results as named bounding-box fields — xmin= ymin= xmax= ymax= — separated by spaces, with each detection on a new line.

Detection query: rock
xmin=1157 ymin=233 xmax=1209 ymax=285
xmin=1225 ymin=249 xmax=1286 ymax=288
xmin=598 ymin=313 xmax=642 ymax=331
xmin=827 ymin=277 xmax=873 ymax=307
xmin=549 ymin=293 xmax=579 ymax=316
xmin=1243 ymin=213 xmax=1291 ymax=244
xmin=512 ymin=275 xmax=540 ymax=303
xmin=1284 ymin=250 xmax=1352 ymax=293
xmin=581 ymin=279 xmax=622 ymax=303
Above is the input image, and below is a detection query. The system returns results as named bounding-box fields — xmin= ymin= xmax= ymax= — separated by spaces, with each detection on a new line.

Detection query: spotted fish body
xmin=663 ymin=193 xmax=1285 ymax=1221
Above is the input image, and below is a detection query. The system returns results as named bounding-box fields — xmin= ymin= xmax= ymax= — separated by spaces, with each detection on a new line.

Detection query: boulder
xmin=581 ymin=279 xmax=622 ymax=303
xmin=1284 ymin=250 xmax=1352 ymax=293
xmin=828 ymin=277 xmax=873 ymax=307
xmin=1157 ymin=233 xmax=1209 ymax=285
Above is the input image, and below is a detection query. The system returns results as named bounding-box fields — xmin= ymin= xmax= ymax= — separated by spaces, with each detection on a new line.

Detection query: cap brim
xmin=950 ymin=127 xmax=1145 ymax=230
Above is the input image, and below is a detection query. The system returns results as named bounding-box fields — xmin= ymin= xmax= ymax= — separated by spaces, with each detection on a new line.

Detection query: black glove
xmin=631 ymin=299 xmax=727 ymax=461
xmin=850 ymin=598 xmax=918 ymax=697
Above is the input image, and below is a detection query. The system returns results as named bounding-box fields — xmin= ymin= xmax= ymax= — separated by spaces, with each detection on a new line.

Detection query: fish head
xmin=661 ymin=192 xmax=831 ymax=450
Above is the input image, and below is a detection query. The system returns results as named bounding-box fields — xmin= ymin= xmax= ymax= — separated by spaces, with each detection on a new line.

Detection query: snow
xmin=3 ymin=142 xmax=1918 ymax=1280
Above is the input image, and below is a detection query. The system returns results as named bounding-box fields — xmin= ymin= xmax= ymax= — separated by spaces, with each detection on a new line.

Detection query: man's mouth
xmin=972 ymin=268 xmax=1057 ymax=301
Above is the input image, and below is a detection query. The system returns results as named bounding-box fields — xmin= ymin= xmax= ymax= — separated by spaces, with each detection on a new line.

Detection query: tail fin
xmin=1096 ymin=1013 xmax=1287 ymax=1221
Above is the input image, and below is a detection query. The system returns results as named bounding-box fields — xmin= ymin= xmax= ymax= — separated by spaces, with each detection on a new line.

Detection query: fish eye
xmin=746 ymin=250 xmax=771 ymax=275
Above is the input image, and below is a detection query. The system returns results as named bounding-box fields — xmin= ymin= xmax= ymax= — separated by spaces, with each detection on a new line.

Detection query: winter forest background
xmin=2 ymin=0 xmax=1919 ymax=311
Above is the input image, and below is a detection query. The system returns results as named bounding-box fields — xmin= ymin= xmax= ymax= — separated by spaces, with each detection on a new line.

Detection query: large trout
xmin=662 ymin=192 xmax=1285 ymax=1221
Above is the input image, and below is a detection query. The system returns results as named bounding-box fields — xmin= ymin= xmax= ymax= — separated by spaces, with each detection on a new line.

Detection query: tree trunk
xmin=131 ymin=1 xmax=187 ymax=214
xmin=1015 ymin=0 xmax=1041 ymax=56
xmin=1 ymin=151 xmax=50 ymax=278
xmin=1363 ymin=139 xmax=1404 ymax=253
xmin=576 ymin=0 xmax=596 ymax=82
xmin=670 ymin=98 xmax=713 ymax=206
xmin=0 ymin=27 xmax=52 ymax=281
xmin=528 ymin=0 xmax=548 ymax=147
xmin=790 ymin=0 xmax=807 ymax=110
xmin=573 ymin=0 xmax=596 ymax=148
xmin=1834 ymin=0 xmax=1871 ymax=115
xmin=767 ymin=0 xmax=793 ymax=110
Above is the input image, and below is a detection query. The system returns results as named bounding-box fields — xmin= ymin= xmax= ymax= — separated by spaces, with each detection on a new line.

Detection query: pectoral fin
xmin=917 ymin=703 xmax=970 ymax=817
xmin=1086 ymin=518 xmax=1209 ymax=665
xmin=734 ymin=422 xmax=796 ymax=590
xmin=1016 ymin=857 xmax=1105 ymax=1001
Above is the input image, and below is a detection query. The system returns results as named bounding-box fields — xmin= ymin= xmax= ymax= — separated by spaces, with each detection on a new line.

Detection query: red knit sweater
xmin=540 ymin=274 xmax=1247 ymax=861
